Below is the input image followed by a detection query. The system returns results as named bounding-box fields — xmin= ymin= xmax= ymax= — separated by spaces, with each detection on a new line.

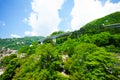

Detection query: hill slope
xmin=74 ymin=11 xmax=120 ymax=36
xmin=0 ymin=36 xmax=44 ymax=50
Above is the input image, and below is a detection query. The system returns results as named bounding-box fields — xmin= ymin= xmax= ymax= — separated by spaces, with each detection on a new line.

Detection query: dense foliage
xmin=50 ymin=31 xmax=64 ymax=36
xmin=1 ymin=31 xmax=120 ymax=80
xmin=0 ymin=12 xmax=120 ymax=80
xmin=0 ymin=54 xmax=17 ymax=67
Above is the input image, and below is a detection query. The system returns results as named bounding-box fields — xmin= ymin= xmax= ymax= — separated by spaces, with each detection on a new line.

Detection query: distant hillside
xmin=0 ymin=36 xmax=44 ymax=50
xmin=71 ymin=12 xmax=120 ymax=38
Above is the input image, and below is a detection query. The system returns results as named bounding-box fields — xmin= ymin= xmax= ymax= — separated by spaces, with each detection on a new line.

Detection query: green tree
xmin=0 ymin=58 xmax=20 ymax=80
xmin=69 ymin=43 xmax=120 ymax=80
xmin=50 ymin=31 xmax=64 ymax=36
xmin=1 ymin=54 xmax=17 ymax=67
xmin=60 ymin=39 xmax=78 ymax=56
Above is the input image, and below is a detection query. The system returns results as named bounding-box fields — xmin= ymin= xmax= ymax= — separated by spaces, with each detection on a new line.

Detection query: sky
xmin=0 ymin=0 xmax=120 ymax=38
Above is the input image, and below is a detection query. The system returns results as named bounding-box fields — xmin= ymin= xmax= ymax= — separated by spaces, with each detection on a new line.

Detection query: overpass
xmin=105 ymin=23 xmax=120 ymax=28
xmin=38 ymin=23 xmax=120 ymax=44
xmin=38 ymin=32 xmax=72 ymax=44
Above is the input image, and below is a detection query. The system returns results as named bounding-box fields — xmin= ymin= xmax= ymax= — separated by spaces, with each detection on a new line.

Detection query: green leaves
xmin=68 ymin=43 xmax=120 ymax=80
xmin=0 ymin=58 xmax=20 ymax=80
xmin=1 ymin=54 xmax=17 ymax=67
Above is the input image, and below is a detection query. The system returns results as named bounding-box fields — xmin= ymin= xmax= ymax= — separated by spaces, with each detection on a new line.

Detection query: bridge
xmin=38 ymin=32 xmax=72 ymax=44
xmin=105 ymin=23 xmax=120 ymax=28
xmin=38 ymin=23 xmax=120 ymax=44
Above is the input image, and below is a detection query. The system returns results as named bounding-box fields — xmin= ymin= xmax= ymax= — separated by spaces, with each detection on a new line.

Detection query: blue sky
xmin=0 ymin=0 xmax=120 ymax=38
xmin=0 ymin=0 xmax=32 ymax=38
xmin=58 ymin=0 xmax=74 ymax=31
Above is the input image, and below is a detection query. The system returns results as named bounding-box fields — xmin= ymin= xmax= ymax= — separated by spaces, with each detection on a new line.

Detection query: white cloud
xmin=25 ymin=31 xmax=31 ymax=35
xmin=24 ymin=31 xmax=36 ymax=36
xmin=71 ymin=0 xmax=120 ymax=30
xmin=11 ymin=34 xmax=21 ymax=38
xmin=27 ymin=0 xmax=64 ymax=37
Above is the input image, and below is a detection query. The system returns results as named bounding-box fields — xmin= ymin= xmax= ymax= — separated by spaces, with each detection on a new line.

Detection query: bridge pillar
xmin=41 ymin=41 xmax=43 ymax=44
xmin=52 ymin=38 xmax=56 ymax=45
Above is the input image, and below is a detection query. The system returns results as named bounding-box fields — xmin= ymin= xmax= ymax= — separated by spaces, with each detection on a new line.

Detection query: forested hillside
xmin=82 ymin=12 xmax=120 ymax=34
xmin=0 ymin=12 xmax=120 ymax=80
xmin=0 ymin=36 xmax=44 ymax=50
xmin=71 ymin=12 xmax=120 ymax=38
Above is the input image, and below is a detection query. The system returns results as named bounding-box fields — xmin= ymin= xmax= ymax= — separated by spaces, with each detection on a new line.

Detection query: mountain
xmin=0 ymin=36 xmax=44 ymax=50
xmin=71 ymin=12 xmax=120 ymax=38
